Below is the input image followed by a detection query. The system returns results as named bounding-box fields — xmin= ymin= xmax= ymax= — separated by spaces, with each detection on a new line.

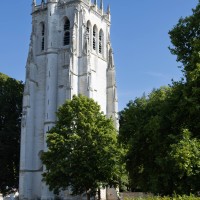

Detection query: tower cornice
xmin=58 ymin=0 xmax=111 ymax=22
xmin=31 ymin=0 xmax=111 ymax=23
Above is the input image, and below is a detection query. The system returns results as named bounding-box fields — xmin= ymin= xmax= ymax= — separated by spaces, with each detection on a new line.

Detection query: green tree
xmin=120 ymin=87 xmax=178 ymax=195
xmin=41 ymin=95 xmax=120 ymax=200
xmin=0 ymin=73 xmax=23 ymax=195
xmin=169 ymin=1 xmax=200 ymax=77
xmin=120 ymin=86 xmax=200 ymax=195
xmin=170 ymin=129 xmax=200 ymax=194
xmin=120 ymin=1 xmax=200 ymax=195
xmin=169 ymin=1 xmax=200 ymax=138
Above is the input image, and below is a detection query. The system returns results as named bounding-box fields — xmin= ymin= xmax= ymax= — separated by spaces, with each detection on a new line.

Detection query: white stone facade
xmin=19 ymin=0 xmax=118 ymax=199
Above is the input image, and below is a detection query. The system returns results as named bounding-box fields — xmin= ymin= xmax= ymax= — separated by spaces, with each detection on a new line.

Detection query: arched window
xmin=99 ymin=29 xmax=103 ymax=54
xmin=87 ymin=21 xmax=91 ymax=46
xmin=87 ymin=22 xmax=90 ymax=34
xmin=63 ymin=18 xmax=70 ymax=46
xmin=93 ymin=25 xmax=97 ymax=50
xmin=41 ymin=23 xmax=45 ymax=51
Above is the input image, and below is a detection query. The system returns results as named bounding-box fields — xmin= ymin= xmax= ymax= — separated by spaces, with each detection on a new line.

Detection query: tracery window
xmin=41 ymin=23 xmax=45 ymax=51
xmin=93 ymin=25 xmax=97 ymax=50
xmin=87 ymin=21 xmax=91 ymax=46
xmin=63 ymin=18 xmax=70 ymax=46
xmin=99 ymin=29 xmax=103 ymax=54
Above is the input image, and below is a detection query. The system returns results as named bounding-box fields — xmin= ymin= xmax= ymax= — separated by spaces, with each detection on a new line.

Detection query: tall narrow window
xmin=41 ymin=23 xmax=45 ymax=51
xmin=87 ymin=25 xmax=90 ymax=35
xmin=63 ymin=18 xmax=70 ymax=46
xmin=99 ymin=30 xmax=103 ymax=54
xmin=87 ymin=26 xmax=90 ymax=45
xmin=93 ymin=25 xmax=97 ymax=50
xmin=87 ymin=20 xmax=92 ymax=49
xmin=87 ymin=24 xmax=90 ymax=44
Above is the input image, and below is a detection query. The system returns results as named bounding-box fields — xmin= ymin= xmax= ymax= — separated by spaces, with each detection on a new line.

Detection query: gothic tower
xmin=19 ymin=0 xmax=118 ymax=199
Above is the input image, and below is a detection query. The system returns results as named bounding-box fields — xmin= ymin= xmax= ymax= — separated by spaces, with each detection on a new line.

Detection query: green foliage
xmin=120 ymin=87 xmax=177 ymax=195
xmin=170 ymin=129 xmax=200 ymax=177
xmin=124 ymin=194 xmax=200 ymax=200
xmin=169 ymin=129 xmax=200 ymax=193
xmin=0 ymin=73 xmax=23 ymax=195
xmin=169 ymin=1 xmax=200 ymax=139
xmin=169 ymin=2 xmax=200 ymax=76
xmin=120 ymin=86 xmax=200 ymax=195
xmin=118 ymin=147 xmax=129 ymax=192
xmin=119 ymin=1 xmax=200 ymax=195
xmin=41 ymin=95 xmax=121 ymax=199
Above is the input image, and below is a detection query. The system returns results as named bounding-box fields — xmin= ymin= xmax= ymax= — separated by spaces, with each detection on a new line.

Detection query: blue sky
xmin=0 ymin=0 xmax=198 ymax=110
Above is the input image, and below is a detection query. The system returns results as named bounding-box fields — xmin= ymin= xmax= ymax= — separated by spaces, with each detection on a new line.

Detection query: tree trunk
xmin=98 ymin=188 xmax=101 ymax=200
xmin=86 ymin=192 xmax=90 ymax=200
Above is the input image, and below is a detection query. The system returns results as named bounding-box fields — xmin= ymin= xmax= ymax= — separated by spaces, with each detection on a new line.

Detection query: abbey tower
xmin=19 ymin=0 xmax=118 ymax=199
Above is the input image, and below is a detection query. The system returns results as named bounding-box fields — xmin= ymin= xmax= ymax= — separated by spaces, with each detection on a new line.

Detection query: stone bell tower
xmin=19 ymin=0 xmax=118 ymax=199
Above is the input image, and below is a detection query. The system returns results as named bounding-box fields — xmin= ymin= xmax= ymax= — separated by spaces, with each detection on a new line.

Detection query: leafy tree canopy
xmin=0 ymin=73 xmax=23 ymax=195
xmin=119 ymin=1 xmax=200 ymax=195
xmin=41 ymin=95 xmax=121 ymax=200
xmin=120 ymin=85 xmax=200 ymax=195
xmin=169 ymin=1 xmax=200 ymax=77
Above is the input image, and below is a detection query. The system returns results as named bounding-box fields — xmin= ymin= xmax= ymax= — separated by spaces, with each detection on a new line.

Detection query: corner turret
xmin=107 ymin=5 xmax=111 ymax=21
xmin=100 ymin=0 xmax=104 ymax=14
xmin=41 ymin=0 xmax=45 ymax=8
xmin=94 ymin=0 xmax=97 ymax=10
xmin=107 ymin=47 xmax=119 ymax=129
xmin=32 ymin=0 xmax=36 ymax=12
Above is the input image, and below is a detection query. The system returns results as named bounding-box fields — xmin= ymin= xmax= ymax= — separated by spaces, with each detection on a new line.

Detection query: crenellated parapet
xmin=32 ymin=0 xmax=110 ymax=21
xmin=87 ymin=0 xmax=110 ymax=21
xmin=32 ymin=1 xmax=47 ymax=13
